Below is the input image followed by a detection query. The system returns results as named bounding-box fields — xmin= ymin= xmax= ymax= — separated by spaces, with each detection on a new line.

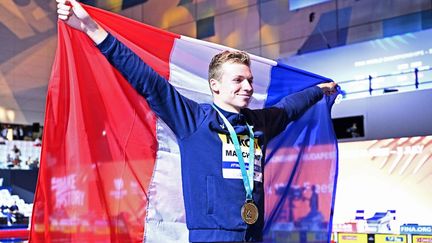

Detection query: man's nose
xmin=242 ymin=79 xmax=253 ymax=92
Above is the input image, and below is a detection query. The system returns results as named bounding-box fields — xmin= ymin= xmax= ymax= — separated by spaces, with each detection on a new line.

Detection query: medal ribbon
xmin=213 ymin=105 xmax=255 ymax=200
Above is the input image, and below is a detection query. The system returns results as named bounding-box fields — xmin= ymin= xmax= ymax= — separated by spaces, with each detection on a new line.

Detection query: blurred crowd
xmin=0 ymin=189 xmax=32 ymax=226
xmin=0 ymin=124 xmax=42 ymax=170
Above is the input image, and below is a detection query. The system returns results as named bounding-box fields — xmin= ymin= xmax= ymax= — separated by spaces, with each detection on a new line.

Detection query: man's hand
xmin=317 ymin=82 xmax=338 ymax=96
xmin=56 ymin=0 xmax=108 ymax=44
xmin=56 ymin=0 xmax=90 ymax=31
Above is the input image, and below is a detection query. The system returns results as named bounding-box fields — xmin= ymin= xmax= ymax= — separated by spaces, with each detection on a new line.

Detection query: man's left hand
xmin=317 ymin=82 xmax=338 ymax=96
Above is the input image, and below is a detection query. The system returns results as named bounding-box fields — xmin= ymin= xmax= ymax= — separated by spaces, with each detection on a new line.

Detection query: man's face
xmin=211 ymin=62 xmax=254 ymax=112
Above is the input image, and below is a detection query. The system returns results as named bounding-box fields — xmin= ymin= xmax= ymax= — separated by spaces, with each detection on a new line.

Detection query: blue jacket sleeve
xmin=246 ymin=86 xmax=324 ymax=140
xmin=97 ymin=33 xmax=205 ymax=139
xmin=273 ymin=85 xmax=324 ymax=121
xmin=270 ymin=85 xmax=323 ymax=138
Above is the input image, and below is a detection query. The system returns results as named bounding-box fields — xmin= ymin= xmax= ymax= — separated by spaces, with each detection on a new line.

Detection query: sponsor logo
xmin=51 ymin=174 xmax=85 ymax=208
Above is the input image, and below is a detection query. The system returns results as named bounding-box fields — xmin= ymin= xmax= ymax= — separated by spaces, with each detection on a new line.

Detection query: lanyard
xmin=212 ymin=105 xmax=255 ymax=200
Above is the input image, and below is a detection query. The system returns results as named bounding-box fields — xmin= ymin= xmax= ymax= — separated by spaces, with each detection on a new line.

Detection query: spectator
xmin=6 ymin=154 xmax=14 ymax=168
xmin=34 ymin=137 xmax=42 ymax=146
xmin=7 ymin=201 xmax=23 ymax=225
xmin=9 ymin=202 xmax=18 ymax=213
xmin=13 ymin=127 xmax=17 ymax=140
xmin=12 ymin=145 xmax=21 ymax=157
xmin=0 ymin=204 xmax=8 ymax=222
xmin=18 ymin=126 xmax=24 ymax=140
xmin=0 ymin=204 xmax=8 ymax=214
xmin=13 ymin=126 xmax=24 ymax=140
xmin=25 ymin=156 xmax=32 ymax=166
xmin=346 ymin=122 xmax=360 ymax=138
xmin=0 ymin=125 xmax=8 ymax=140
xmin=12 ymin=145 xmax=21 ymax=167
xmin=29 ymin=158 xmax=39 ymax=170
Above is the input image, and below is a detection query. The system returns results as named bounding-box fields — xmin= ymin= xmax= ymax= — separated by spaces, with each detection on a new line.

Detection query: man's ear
xmin=209 ymin=78 xmax=220 ymax=94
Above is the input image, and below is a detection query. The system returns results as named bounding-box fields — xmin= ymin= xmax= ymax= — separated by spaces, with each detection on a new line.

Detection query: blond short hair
xmin=208 ymin=50 xmax=251 ymax=82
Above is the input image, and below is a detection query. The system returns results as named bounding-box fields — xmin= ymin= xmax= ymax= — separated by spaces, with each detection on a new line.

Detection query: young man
xmin=56 ymin=1 xmax=337 ymax=242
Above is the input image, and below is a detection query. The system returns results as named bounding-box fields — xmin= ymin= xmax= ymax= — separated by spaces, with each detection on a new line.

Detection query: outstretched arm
xmin=258 ymin=82 xmax=338 ymax=139
xmin=56 ymin=0 xmax=204 ymax=139
xmin=275 ymin=82 xmax=337 ymax=121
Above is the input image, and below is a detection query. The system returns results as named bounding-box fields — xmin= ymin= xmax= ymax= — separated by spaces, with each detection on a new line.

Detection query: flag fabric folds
xmin=30 ymin=5 xmax=338 ymax=243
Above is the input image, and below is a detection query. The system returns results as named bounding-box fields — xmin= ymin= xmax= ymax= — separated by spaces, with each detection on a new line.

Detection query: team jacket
xmin=97 ymin=33 xmax=324 ymax=242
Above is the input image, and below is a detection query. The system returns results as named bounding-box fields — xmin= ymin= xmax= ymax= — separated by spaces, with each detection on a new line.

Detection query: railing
xmin=337 ymin=67 xmax=432 ymax=99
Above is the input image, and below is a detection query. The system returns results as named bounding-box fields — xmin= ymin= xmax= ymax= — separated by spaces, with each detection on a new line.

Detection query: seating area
xmin=0 ymin=140 xmax=41 ymax=170
xmin=0 ymin=188 xmax=32 ymax=229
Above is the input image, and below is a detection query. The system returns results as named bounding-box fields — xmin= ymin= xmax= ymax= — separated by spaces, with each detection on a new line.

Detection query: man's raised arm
xmin=56 ymin=0 xmax=205 ymax=139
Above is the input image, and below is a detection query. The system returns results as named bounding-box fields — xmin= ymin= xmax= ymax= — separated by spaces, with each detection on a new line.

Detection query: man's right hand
xmin=56 ymin=0 xmax=108 ymax=44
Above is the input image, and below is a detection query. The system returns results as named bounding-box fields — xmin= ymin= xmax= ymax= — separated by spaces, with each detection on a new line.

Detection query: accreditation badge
xmin=219 ymin=133 xmax=263 ymax=182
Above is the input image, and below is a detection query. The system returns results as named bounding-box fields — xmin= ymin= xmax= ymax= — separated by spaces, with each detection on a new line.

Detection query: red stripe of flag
xmin=30 ymin=4 xmax=180 ymax=242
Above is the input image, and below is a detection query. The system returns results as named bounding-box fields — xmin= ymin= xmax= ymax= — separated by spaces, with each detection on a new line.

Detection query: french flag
xmin=30 ymin=4 xmax=338 ymax=243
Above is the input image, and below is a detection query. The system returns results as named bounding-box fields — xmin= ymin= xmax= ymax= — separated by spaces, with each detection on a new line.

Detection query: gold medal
xmin=241 ymin=200 xmax=259 ymax=225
